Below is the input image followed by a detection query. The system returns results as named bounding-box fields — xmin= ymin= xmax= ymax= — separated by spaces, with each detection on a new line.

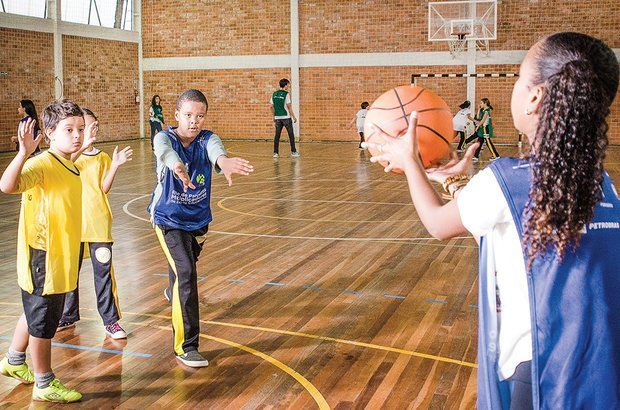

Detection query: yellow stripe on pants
xmin=155 ymin=226 xmax=186 ymax=355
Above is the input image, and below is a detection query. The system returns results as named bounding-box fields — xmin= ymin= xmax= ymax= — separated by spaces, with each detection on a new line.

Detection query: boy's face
xmin=47 ymin=116 xmax=85 ymax=154
xmin=175 ymin=101 xmax=207 ymax=138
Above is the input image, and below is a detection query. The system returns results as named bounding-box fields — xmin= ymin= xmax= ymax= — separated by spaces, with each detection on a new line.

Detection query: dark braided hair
xmin=523 ymin=32 xmax=619 ymax=267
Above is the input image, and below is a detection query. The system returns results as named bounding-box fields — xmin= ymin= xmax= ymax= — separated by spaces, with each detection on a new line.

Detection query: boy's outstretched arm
xmin=153 ymin=132 xmax=194 ymax=192
xmin=102 ymin=146 xmax=133 ymax=194
xmin=206 ymin=134 xmax=254 ymax=186
xmin=0 ymin=119 xmax=42 ymax=194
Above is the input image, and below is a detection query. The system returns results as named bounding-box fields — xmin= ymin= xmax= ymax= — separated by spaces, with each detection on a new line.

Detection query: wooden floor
xmin=0 ymin=140 xmax=618 ymax=409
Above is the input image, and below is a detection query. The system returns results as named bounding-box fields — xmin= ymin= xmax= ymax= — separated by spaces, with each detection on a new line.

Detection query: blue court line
xmin=265 ymin=281 xmax=285 ymax=287
xmin=226 ymin=278 xmax=245 ymax=283
xmin=301 ymin=284 xmax=321 ymax=291
xmin=469 ymin=304 xmax=478 ymax=309
xmin=0 ymin=336 xmax=151 ymax=359
xmin=343 ymin=290 xmax=361 ymax=296
xmin=384 ymin=294 xmax=406 ymax=300
xmin=424 ymin=298 xmax=448 ymax=305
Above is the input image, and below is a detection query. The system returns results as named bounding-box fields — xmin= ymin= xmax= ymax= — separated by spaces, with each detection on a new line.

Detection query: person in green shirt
xmin=464 ymin=98 xmax=500 ymax=161
xmin=149 ymin=95 xmax=165 ymax=149
xmin=270 ymin=79 xmax=299 ymax=158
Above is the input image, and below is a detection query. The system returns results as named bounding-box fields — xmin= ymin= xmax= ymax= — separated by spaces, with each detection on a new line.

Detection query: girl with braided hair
xmin=363 ymin=32 xmax=619 ymax=409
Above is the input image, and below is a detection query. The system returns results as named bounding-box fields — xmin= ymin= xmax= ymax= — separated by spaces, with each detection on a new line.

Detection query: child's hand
xmin=217 ymin=156 xmax=254 ymax=186
xmin=11 ymin=136 xmax=17 ymax=143
xmin=82 ymin=120 xmax=98 ymax=151
xmin=17 ymin=118 xmax=43 ymax=157
xmin=425 ymin=144 xmax=479 ymax=186
xmin=173 ymin=161 xmax=195 ymax=192
xmin=362 ymin=112 xmax=422 ymax=173
xmin=112 ymin=146 xmax=133 ymax=167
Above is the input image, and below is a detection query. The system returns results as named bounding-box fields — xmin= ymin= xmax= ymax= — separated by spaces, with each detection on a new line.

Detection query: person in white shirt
xmin=362 ymin=32 xmax=619 ymax=409
xmin=349 ymin=101 xmax=369 ymax=149
xmin=453 ymin=100 xmax=473 ymax=152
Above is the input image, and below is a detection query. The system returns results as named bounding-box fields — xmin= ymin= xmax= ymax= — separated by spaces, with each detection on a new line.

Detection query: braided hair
xmin=523 ymin=32 xmax=619 ymax=267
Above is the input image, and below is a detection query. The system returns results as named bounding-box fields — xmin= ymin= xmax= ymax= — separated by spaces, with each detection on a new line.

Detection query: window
xmin=0 ymin=0 xmax=47 ymax=18
xmin=62 ymin=0 xmax=133 ymax=30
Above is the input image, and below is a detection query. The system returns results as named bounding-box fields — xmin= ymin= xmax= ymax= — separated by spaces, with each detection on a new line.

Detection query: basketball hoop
xmin=448 ymin=32 xmax=468 ymax=58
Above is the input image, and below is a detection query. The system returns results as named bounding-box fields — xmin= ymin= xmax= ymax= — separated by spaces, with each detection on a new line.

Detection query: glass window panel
xmin=1 ymin=0 xmax=47 ymax=18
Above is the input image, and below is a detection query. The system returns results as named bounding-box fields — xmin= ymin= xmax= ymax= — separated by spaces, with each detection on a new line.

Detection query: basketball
xmin=364 ymin=85 xmax=453 ymax=172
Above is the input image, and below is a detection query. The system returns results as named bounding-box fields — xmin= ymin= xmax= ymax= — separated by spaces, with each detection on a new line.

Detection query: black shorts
xmin=21 ymin=247 xmax=66 ymax=339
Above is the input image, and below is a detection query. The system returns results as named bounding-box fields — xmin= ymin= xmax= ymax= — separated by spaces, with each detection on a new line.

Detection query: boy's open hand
xmin=112 ymin=145 xmax=133 ymax=167
xmin=82 ymin=120 xmax=98 ymax=151
xmin=173 ymin=161 xmax=195 ymax=192
xmin=17 ymin=118 xmax=42 ymax=157
xmin=217 ymin=156 xmax=254 ymax=187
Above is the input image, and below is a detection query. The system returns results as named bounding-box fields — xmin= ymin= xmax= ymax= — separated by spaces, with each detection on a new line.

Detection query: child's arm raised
xmin=0 ymin=119 xmax=42 ymax=194
xmin=102 ymin=146 xmax=133 ymax=194
xmin=363 ymin=112 xmax=477 ymax=240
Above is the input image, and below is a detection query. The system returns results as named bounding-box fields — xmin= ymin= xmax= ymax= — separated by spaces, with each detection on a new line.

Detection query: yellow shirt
xmin=16 ymin=151 xmax=82 ymax=295
xmin=75 ymin=150 xmax=113 ymax=242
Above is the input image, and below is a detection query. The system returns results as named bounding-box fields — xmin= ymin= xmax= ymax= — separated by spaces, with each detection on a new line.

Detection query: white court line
xmin=122 ymin=195 xmax=471 ymax=242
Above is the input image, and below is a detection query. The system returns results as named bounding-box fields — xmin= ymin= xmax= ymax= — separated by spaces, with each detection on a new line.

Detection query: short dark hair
xmin=459 ymin=100 xmax=470 ymax=109
xmin=81 ymin=108 xmax=98 ymax=121
xmin=279 ymin=78 xmax=290 ymax=88
xmin=41 ymin=99 xmax=83 ymax=131
xmin=176 ymin=89 xmax=208 ymax=111
xmin=361 ymin=101 xmax=369 ymax=109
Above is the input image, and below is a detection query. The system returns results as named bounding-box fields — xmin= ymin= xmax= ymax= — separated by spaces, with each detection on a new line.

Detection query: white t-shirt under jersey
xmin=457 ymin=167 xmax=533 ymax=380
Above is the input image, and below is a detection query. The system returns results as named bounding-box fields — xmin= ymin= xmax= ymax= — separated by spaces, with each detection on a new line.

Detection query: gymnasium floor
xmin=0 ymin=141 xmax=618 ymax=408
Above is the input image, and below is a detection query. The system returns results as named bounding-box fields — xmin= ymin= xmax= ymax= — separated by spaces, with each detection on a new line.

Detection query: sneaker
xmin=176 ymin=350 xmax=209 ymax=368
xmin=32 ymin=378 xmax=82 ymax=403
xmin=472 ymin=157 xmax=479 ymax=162
xmin=0 ymin=357 xmax=34 ymax=384
xmin=490 ymin=157 xmax=500 ymax=161
xmin=291 ymin=151 xmax=300 ymax=158
xmin=273 ymin=153 xmax=279 ymax=158
xmin=164 ymin=287 xmax=171 ymax=303
xmin=57 ymin=321 xmax=76 ymax=331
xmin=104 ymin=322 xmax=127 ymax=340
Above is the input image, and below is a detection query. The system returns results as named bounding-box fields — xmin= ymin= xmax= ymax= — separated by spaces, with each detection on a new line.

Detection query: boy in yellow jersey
xmin=0 ymin=99 xmax=95 ymax=403
xmin=57 ymin=108 xmax=132 ymax=339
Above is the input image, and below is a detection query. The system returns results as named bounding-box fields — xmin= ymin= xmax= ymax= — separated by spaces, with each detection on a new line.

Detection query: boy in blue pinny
xmin=149 ymin=89 xmax=254 ymax=367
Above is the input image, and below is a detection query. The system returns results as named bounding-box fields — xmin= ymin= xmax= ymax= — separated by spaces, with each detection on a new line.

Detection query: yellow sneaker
xmin=0 ymin=357 xmax=34 ymax=384
xmin=32 ymin=379 xmax=82 ymax=403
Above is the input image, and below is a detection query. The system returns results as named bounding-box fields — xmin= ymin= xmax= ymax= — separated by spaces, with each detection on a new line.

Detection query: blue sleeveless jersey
xmin=148 ymin=129 xmax=214 ymax=231
xmin=477 ymin=157 xmax=620 ymax=409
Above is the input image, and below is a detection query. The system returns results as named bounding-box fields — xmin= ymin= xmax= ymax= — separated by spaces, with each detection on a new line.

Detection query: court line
xmin=122 ymin=195 xmax=474 ymax=246
xmin=0 ymin=309 xmax=329 ymax=409
xmin=0 ymin=303 xmax=478 ymax=370
xmin=0 ymin=328 xmax=151 ymax=359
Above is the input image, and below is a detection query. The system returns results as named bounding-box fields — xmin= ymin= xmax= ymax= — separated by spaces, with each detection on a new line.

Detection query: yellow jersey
xmin=16 ymin=151 xmax=82 ymax=295
xmin=75 ymin=150 xmax=113 ymax=242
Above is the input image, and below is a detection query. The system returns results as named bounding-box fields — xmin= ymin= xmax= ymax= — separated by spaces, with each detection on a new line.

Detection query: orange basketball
xmin=364 ymin=85 xmax=453 ymax=172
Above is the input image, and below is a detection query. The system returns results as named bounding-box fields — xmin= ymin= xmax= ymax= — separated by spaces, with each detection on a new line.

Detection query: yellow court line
xmin=0 ymin=302 xmax=477 ymax=369
xmin=0 ymin=309 xmax=329 ymax=410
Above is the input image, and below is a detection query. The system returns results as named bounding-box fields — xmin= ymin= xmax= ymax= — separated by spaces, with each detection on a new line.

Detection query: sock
xmin=34 ymin=371 xmax=55 ymax=388
xmin=6 ymin=347 xmax=26 ymax=366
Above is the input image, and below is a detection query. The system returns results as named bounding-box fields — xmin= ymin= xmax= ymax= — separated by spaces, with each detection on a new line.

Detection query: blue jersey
xmin=148 ymin=129 xmax=214 ymax=231
xmin=478 ymin=157 xmax=620 ymax=409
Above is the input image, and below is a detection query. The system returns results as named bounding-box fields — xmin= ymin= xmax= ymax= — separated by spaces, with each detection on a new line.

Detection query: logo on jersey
xmin=196 ymin=173 xmax=205 ymax=185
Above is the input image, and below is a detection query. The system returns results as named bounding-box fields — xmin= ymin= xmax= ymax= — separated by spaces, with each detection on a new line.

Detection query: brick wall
xmin=0 ymin=28 xmax=54 ymax=152
xmin=301 ymin=66 xmax=467 ymax=142
xmin=144 ymin=0 xmax=619 ymax=144
xmin=144 ymin=69 xmax=291 ymax=140
xmin=63 ymin=36 xmax=140 ymax=142
xmin=141 ymin=0 xmax=290 ymax=58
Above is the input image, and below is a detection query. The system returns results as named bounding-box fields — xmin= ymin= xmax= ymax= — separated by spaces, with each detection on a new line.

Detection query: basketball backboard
xmin=428 ymin=0 xmax=497 ymax=42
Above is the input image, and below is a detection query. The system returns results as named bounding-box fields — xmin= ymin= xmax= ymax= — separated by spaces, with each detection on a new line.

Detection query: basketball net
xmin=448 ymin=33 xmax=490 ymax=59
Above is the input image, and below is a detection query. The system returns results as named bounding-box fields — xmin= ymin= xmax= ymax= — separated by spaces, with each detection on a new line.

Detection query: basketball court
xmin=0 ymin=1 xmax=619 ymax=408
